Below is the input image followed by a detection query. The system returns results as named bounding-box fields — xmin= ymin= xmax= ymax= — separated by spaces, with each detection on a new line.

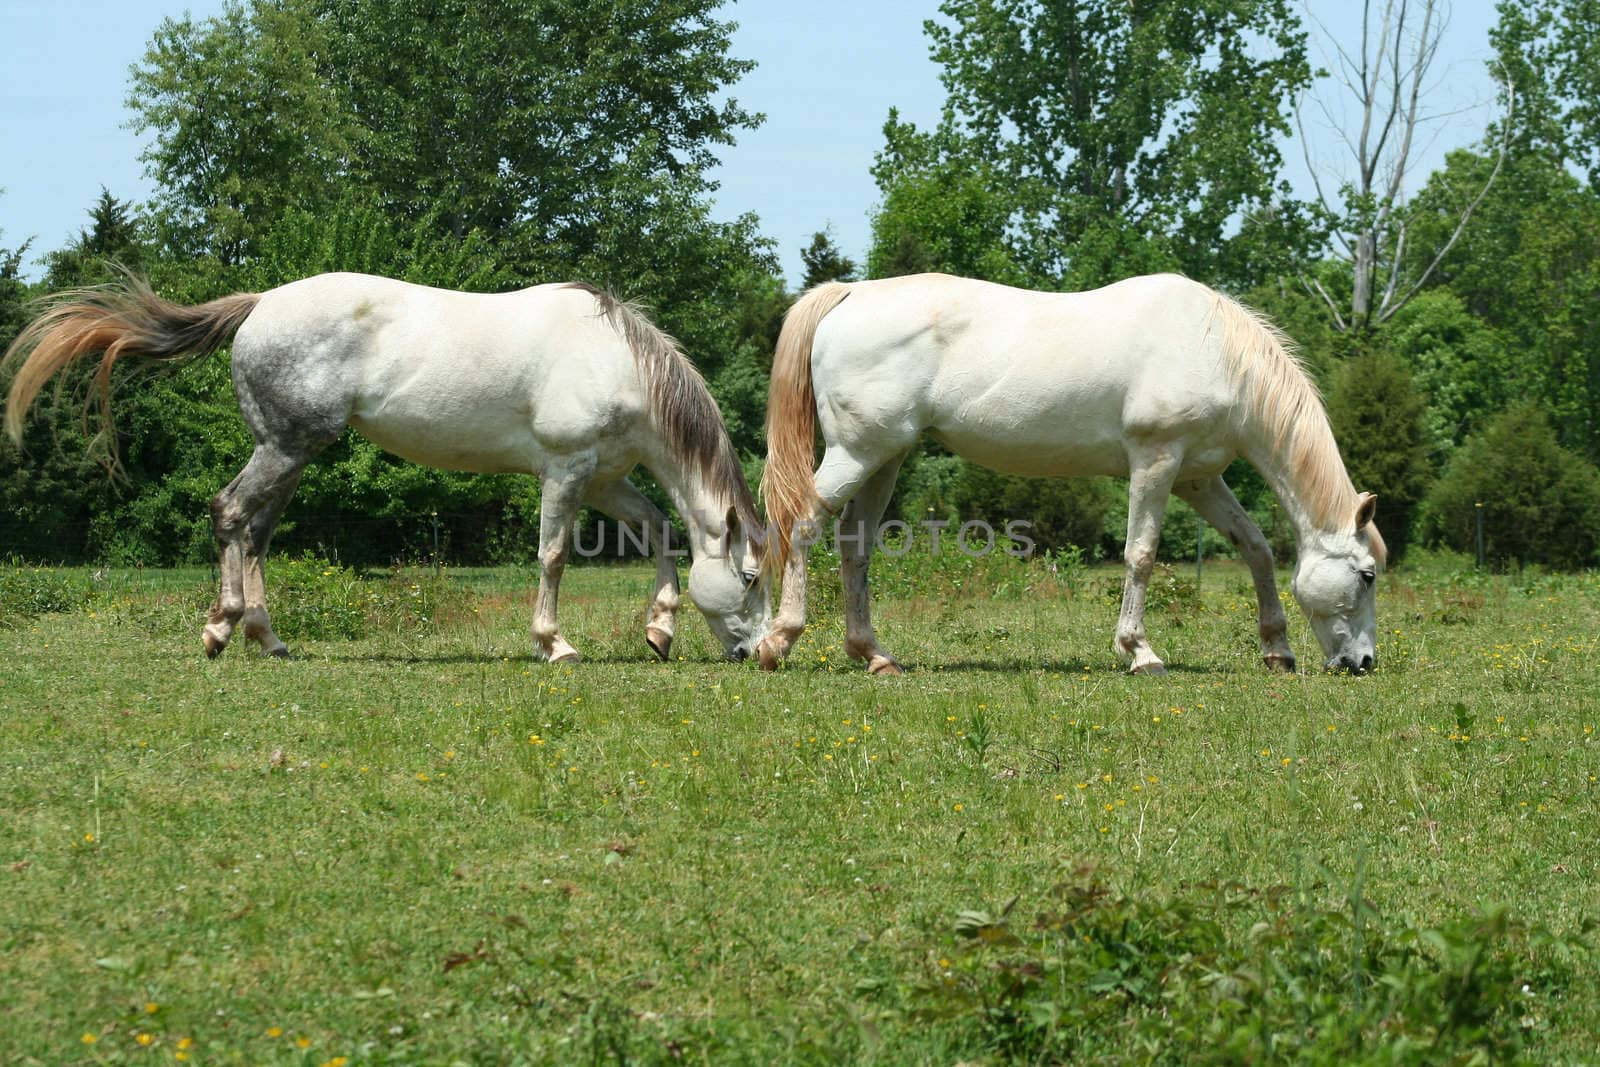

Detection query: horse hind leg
xmin=239 ymin=469 xmax=305 ymax=657
xmin=1175 ymin=475 xmax=1295 ymax=672
xmin=839 ymin=455 xmax=907 ymax=676
xmin=202 ymin=446 xmax=310 ymax=658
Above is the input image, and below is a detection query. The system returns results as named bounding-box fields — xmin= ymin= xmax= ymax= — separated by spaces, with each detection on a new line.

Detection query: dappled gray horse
xmin=4 ymin=272 xmax=770 ymax=662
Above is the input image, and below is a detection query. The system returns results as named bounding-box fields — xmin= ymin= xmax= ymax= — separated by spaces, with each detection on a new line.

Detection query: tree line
xmin=3 ymin=0 xmax=1598 ymax=569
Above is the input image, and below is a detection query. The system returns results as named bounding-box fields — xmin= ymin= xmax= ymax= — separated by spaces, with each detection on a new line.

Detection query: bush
xmin=950 ymin=463 xmax=1115 ymax=556
xmin=267 ymin=555 xmax=470 ymax=641
xmin=0 ymin=564 xmax=92 ymax=628
xmin=1420 ymin=403 xmax=1600 ymax=569
xmin=895 ymin=866 xmax=1581 ymax=1064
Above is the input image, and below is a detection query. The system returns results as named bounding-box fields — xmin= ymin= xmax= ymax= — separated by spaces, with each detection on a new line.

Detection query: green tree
xmin=1324 ymin=346 xmax=1434 ymax=558
xmin=41 ymin=188 xmax=147 ymax=288
xmin=1 ymin=220 xmax=122 ymax=562
xmin=871 ymin=0 xmax=1312 ymax=288
xmin=1421 ymin=402 xmax=1600 ymax=569
xmin=1402 ymin=150 xmax=1600 ymax=458
xmin=1382 ymin=291 xmax=1511 ymax=453
xmin=799 ymin=228 xmax=858 ymax=288
xmin=128 ymin=0 xmax=760 ymax=274
xmin=1491 ymin=0 xmax=1600 ymax=185
xmin=129 ymin=0 xmax=356 ymax=263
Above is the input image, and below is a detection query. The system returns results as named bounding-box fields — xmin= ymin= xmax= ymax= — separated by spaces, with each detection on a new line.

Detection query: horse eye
xmin=742 ymin=571 xmax=758 ymax=588
xmin=1360 ymin=569 xmax=1376 ymax=586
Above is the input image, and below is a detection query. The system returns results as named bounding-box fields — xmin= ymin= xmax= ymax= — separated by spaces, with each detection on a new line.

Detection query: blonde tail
xmin=759 ymin=281 xmax=852 ymax=573
xmin=3 ymin=275 xmax=259 ymax=454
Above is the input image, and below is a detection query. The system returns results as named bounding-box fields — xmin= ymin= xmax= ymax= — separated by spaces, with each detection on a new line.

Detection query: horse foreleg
xmin=758 ymin=549 xmax=809 ymax=670
xmin=1175 ymin=475 xmax=1295 ymax=672
xmin=532 ymin=460 xmax=593 ymax=664
xmin=1116 ymin=447 xmax=1184 ymax=675
xmin=586 ymin=479 xmax=680 ymax=661
xmin=757 ymin=444 xmax=885 ymax=670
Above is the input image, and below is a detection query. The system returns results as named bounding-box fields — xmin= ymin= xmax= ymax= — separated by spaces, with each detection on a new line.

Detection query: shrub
xmin=267 ymin=555 xmax=470 ymax=641
xmin=950 ymin=463 xmax=1114 ymax=556
xmin=895 ymin=866 xmax=1581 ymax=1064
xmin=1420 ymin=403 xmax=1600 ymax=569
xmin=0 ymin=564 xmax=92 ymax=628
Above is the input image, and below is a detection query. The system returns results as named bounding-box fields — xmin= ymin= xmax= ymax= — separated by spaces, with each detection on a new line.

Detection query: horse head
xmin=1292 ymin=492 xmax=1384 ymax=673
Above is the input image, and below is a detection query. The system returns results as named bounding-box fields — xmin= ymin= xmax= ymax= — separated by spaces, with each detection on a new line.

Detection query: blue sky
xmin=0 ymin=0 xmax=1501 ymax=286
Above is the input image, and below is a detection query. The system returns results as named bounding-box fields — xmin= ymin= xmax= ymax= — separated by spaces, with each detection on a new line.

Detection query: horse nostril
xmin=1359 ymin=654 xmax=1374 ymax=673
xmin=733 ymin=646 xmax=750 ymax=663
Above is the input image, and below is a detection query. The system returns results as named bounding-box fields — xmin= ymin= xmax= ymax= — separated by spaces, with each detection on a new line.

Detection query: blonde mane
xmin=565 ymin=283 xmax=761 ymax=539
xmin=1213 ymin=293 xmax=1376 ymax=555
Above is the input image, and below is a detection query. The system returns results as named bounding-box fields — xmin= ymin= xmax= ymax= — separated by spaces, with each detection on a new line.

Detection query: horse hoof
xmin=757 ymin=640 xmax=781 ymax=672
xmin=1130 ymin=661 xmax=1168 ymax=676
xmin=645 ymin=626 xmax=672 ymax=662
xmin=868 ymin=656 xmax=904 ymax=677
xmin=1264 ymin=653 xmax=1296 ymax=674
xmin=550 ymin=651 xmax=582 ymax=665
xmin=266 ymin=645 xmax=290 ymax=660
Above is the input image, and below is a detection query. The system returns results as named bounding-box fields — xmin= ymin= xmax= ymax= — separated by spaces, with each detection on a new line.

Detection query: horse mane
xmin=1212 ymin=292 xmax=1376 ymax=553
xmin=564 ymin=283 xmax=761 ymax=540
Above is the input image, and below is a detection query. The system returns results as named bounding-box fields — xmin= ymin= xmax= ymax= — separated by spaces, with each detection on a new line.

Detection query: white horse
xmin=4 ymin=272 xmax=770 ymax=662
xmin=759 ymin=272 xmax=1384 ymax=675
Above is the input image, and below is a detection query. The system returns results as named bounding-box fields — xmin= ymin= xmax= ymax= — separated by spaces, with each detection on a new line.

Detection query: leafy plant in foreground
xmin=897 ymin=865 xmax=1584 ymax=1064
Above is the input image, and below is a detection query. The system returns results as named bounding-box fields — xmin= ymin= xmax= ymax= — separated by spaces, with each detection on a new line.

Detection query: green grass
xmin=1 ymin=552 xmax=1597 ymax=1064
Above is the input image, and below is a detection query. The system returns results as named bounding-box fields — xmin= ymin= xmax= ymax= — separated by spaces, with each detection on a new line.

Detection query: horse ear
xmin=1354 ymin=492 xmax=1378 ymax=531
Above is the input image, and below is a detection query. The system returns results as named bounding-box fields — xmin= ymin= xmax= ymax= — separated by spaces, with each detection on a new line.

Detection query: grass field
xmin=2 ymin=551 xmax=1597 ymax=1065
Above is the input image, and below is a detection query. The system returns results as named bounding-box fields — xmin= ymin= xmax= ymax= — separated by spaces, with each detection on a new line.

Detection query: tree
xmin=128 ymin=0 xmax=356 ymax=264
xmin=1297 ymin=0 xmax=1513 ymax=332
xmin=867 ymin=131 xmax=1029 ymax=283
xmin=1491 ymin=0 xmax=1600 ymax=185
xmin=799 ymin=228 xmax=858 ymax=289
xmin=1402 ymin=149 xmax=1600 ymax=458
xmin=41 ymin=188 xmax=147 ymax=288
xmin=1421 ymin=402 xmax=1600 ymax=569
xmin=871 ymin=0 xmax=1313 ymax=288
xmin=128 ymin=0 xmax=762 ymax=275
xmin=0 ymin=220 xmax=123 ymax=562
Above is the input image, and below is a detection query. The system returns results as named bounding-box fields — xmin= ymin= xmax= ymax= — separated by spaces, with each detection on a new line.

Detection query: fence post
xmin=1474 ymin=502 xmax=1485 ymax=569
xmin=431 ymin=510 xmax=441 ymax=577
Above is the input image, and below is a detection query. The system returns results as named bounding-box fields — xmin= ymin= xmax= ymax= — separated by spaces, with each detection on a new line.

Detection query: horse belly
xmin=351 ymin=403 xmax=547 ymax=474
xmin=934 ymin=420 xmax=1131 ymax=478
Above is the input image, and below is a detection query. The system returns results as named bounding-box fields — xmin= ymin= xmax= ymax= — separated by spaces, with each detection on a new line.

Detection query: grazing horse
xmin=4 ymin=272 xmax=769 ymax=662
xmin=758 ymin=272 xmax=1384 ymax=676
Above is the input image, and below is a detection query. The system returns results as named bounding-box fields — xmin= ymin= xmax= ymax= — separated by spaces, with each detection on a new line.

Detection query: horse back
xmin=232 ymin=273 xmax=647 ymax=475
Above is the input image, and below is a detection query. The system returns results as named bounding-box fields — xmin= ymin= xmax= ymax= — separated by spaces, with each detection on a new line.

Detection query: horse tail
xmin=4 ymin=274 xmax=260 ymax=452
xmin=760 ymin=281 xmax=852 ymax=573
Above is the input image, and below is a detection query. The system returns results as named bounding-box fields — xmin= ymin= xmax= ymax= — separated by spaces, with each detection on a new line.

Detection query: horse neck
xmin=1240 ymin=411 xmax=1358 ymax=551
xmin=643 ymin=443 xmax=732 ymax=560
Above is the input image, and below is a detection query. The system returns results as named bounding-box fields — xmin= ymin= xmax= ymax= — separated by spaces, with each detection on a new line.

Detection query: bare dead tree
xmin=1297 ymin=0 xmax=1513 ymax=332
